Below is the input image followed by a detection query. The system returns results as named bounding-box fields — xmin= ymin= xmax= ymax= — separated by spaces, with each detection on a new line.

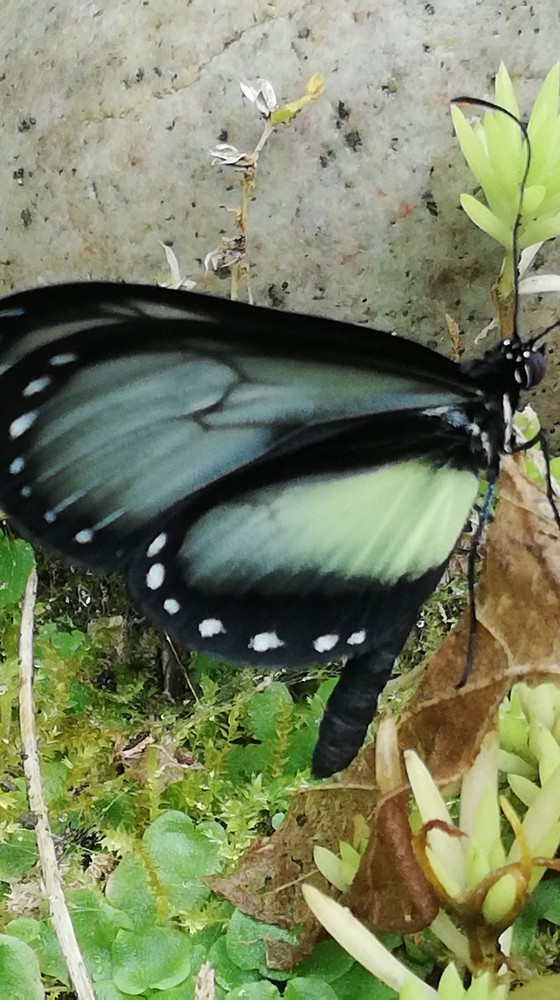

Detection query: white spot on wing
xmin=49 ymin=352 xmax=77 ymax=366
xmin=313 ymin=633 xmax=339 ymax=652
xmin=146 ymin=563 xmax=165 ymax=590
xmin=164 ymin=598 xmax=181 ymax=615
xmin=147 ymin=532 xmax=167 ymax=557
xmin=44 ymin=510 xmax=57 ymax=523
xmin=20 ymin=485 xmax=32 ymax=498
xmin=199 ymin=618 xmax=226 ymax=637
xmin=9 ymin=411 xmax=38 ymax=439
xmin=347 ymin=630 xmax=366 ymax=646
xmin=9 ymin=457 xmax=24 ymax=474
xmin=249 ymin=631 xmax=285 ymax=652
xmin=75 ymin=528 xmax=94 ymax=544
xmin=23 ymin=375 xmax=51 ymax=397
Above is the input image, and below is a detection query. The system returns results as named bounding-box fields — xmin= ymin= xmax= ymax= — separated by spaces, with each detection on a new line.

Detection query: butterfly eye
xmin=522 ymin=350 xmax=546 ymax=389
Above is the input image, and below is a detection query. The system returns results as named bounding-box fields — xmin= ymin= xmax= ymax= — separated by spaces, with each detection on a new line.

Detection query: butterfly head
xmin=499 ymin=337 xmax=546 ymax=391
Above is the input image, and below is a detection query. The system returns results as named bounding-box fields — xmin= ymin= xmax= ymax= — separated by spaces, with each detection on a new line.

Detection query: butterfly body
xmin=0 ymin=282 xmax=546 ymax=775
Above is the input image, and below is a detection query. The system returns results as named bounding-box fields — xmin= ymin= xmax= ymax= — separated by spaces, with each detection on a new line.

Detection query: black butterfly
xmin=0 ymin=281 xmax=547 ymax=776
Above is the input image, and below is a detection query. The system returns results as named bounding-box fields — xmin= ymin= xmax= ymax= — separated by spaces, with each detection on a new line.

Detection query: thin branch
xmin=18 ymin=568 xmax=95 ymax=1000
xmin=194 ymin=961 xmax=216 ymax=1000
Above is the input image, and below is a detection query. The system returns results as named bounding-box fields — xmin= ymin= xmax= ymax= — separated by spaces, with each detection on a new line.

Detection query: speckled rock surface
xmin=1 ymin=1 xmax=559 ymax=426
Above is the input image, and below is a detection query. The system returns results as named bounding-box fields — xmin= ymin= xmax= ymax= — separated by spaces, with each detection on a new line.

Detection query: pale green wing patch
xmin=180 ymin=459 xmax=480 ymax=595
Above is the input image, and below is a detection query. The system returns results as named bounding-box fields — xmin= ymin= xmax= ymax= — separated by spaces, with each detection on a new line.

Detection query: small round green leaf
xmin=5 ymin=917 xmax=68 ymax=984
xmin=229 ymin=984 xmax=280 ymax=999
xmin=294 ymin=938 xmax=354 ymax=982
xmin=106 ymin=854 xmax=157 ymax=932
xmin=0 ymin=829 xmax=37 ymax=881
xmin=68 ymin=888 xmax=131 ymax=982
xmin=284 ymin=978 xmax=338 ymax=1000
xmin=0 ymin=538 xmax=35 ymax=608
xmin=113 ymin=925 xmax=192 ymax=994
xmin=0 ymin=934 xmax=44 ymax=1000
xmin=144 ymin=810 xmax=221 ymax=910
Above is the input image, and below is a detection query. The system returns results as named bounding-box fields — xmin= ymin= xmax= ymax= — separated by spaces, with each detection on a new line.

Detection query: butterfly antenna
xmin=538 ymin=433 xmax=560 ymax=531
xmin=451 ymin=96 xmax=532 ymax=343
xmin=513 ymin=429 xmax=560 ymax=531
xmin=527 ymin=317 xmax=560 ymax=348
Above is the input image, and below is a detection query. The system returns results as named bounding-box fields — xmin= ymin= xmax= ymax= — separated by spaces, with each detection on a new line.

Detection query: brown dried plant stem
xmin=18 ymin=568 xmax=95 ymax=1000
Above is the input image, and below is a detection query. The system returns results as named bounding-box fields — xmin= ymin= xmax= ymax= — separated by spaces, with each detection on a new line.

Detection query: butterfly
xmin=0 ymin=280 xmax=548 ymax=777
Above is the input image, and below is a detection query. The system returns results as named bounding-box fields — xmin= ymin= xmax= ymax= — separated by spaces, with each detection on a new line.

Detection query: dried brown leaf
xmin=346 ymin=789 xmax=438 ymax=932
xmin=205 ymin=754 xmax=376 ymax=968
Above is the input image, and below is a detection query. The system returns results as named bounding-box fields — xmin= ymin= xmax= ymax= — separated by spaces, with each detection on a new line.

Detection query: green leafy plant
xmin=452 ymin=64 xmax=560 ymax=301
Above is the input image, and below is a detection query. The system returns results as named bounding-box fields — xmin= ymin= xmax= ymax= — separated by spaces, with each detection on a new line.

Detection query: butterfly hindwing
xmin=0 ymin=283 xmax=482 ymax=574
xmin=128 ymin=444 xmax=480 ymax=668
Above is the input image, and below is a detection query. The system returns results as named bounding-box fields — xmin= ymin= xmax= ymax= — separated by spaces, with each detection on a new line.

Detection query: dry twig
xmin=18 ymin=568 xmax=95 ymax=1000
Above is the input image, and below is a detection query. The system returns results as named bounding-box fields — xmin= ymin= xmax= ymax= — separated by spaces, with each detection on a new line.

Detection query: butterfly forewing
xmin=0 ymin=283 xmax=481 ymax=574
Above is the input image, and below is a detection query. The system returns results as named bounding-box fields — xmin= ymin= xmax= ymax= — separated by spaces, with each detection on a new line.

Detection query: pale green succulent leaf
xmin=521 ymin=683 xmax=557 ymax=727
xmin=468 ymin=786 xmax=502 ymax=860
xmin=465 ymin=843 xmax=492 ymax=888
xmin=405 ymin=751 xmax=466 ymax=891
xmin=459 ymin=195 xmax=512 ymax=247
xmin=313 ymin=845 xmax=348 ymax=892
xmin=460 ymin=732 xmax=499 ymax=839
xmin=528 ymin=63 xmax=560 ymax=137
xmin=528 ymin=820 xmax=560 ymax=889
xmin=488 ymin=837 xmax=507 ymax=870
xmin=468 ymin=972 xmax=508 ymax=1000
xmin=510 ymin=762 xmax=560 ymax=860
xmin=498 ymin=749 xmax=535 ymax=779
xmin=494 ymin=62 xmax=520 ymax=117
xmin=301 ymin=885 xmax=437 ymax=997
xmin=526 ymin=117 xmax=560 ymax=187
xmin=518 ymin=211 xmax=560 ymax=248
xmin=483 ymin=105 xmax=523 ymax=201
xmin=451 ymin=105 xmax=494 ymax=189
xmin=481 ymin=871 xmax=517 ymax=926
xmin=498 ymin=699 xmax=532 ymax=758
xmin=507 ymin=773 xmax=540 ymax=807
xmin=530 ymin=186 xmax=560 ymax=220
xmin=522 ymin=183 xmax=546 ymax=215
xmin=400 ymin=979 xmax=434 ymax=1000
xmin=437 ymin=963 xmax=466 ymax=999
xmin=338 ymin=841 xmax=361 ymax=886
xmin=430 ymin=912 xmax=471 ymax=965
xmin=538 ymin=735 xmax=560 ymax=785
xmin=425 ymin=845 xmax=464 ymax=898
